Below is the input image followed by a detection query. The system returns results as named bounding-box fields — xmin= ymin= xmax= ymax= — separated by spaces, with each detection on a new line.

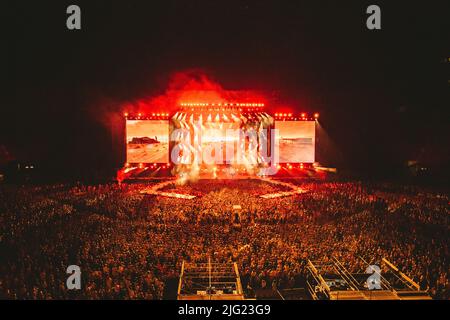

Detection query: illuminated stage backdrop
xmin=123 ymin=104 xmax=317 ymax=171
xmin=275 ymin=120 xmax=315 ymax=163
xmin=170 ymin=109 xmax=273 ymax=167
xmin=126 ymin=120 xmax=169 ymax=163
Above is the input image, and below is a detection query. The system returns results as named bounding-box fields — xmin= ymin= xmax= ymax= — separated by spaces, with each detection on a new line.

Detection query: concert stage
xmin=118 ymin=101 xmax=319 ymax=182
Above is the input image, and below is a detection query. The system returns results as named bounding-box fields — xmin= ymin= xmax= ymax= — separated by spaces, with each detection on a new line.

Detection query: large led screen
xmin=126 ymin=120 xmax=169 ymax=163
xmin=275 ymin=121 xmax=315 ymax=163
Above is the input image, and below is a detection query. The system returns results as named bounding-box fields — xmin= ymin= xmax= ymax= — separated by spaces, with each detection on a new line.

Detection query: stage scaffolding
xmin=306 ymin=257 xmax=432 ymax=300
xmin=177 ymin=257 xmax=245 ymax=300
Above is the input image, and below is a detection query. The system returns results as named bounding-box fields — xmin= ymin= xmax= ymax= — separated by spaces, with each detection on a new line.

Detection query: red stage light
xmin=301 ymin=113 xmax=306 ymax=118
xmin=314 ymin=113 xmax=319 ymax=119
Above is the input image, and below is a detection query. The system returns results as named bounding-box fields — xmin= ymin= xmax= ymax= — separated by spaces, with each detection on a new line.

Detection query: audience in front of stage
xmin=0 ymin=180 xmax=448 ymax=299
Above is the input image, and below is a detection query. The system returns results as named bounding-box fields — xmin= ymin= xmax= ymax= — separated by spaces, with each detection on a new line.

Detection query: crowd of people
xmin=0 ymin=179 xmax=448 ymax=299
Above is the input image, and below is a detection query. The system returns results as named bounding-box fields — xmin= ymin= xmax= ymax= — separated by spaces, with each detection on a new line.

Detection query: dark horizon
xmin=5 ymin=0 xmax=450 ymax=180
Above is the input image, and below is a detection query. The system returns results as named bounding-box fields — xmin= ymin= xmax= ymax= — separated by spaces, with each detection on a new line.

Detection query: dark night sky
xmin=5 ymin=0 xmax=450 ymax=177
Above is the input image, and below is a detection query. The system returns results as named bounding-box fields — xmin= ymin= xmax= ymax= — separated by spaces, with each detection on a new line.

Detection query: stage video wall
xmin=126 ymin=120 xmax=169 ymax=163
xmin=275 ymin=121 xmax=315 ymax=163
